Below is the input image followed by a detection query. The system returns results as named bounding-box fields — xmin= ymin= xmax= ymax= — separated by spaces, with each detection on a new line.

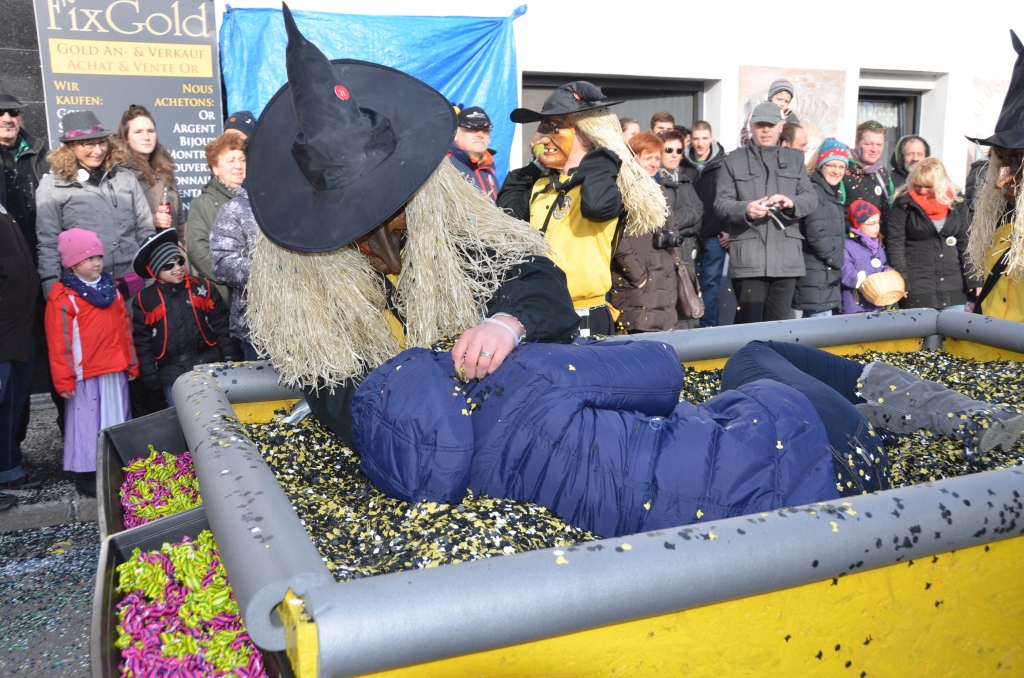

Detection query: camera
xmin=652 ymin=230 xmax=685 ymax=249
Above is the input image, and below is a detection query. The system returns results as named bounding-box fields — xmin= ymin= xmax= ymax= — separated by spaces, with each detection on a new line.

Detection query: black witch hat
xmin=509 ymin=81 xmax=622 ymax=124
xmin=967 ymin=30 xmax=1024 ymax=149
xmin=246 ymin=4 xmax=457 ymax=252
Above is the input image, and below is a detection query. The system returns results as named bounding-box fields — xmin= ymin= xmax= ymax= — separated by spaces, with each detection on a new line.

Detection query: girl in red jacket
xmin=45 ymin=228 xmax=139 ymax=497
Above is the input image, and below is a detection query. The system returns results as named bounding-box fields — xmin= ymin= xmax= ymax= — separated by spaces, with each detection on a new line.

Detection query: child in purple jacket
xmin=842 ymin=200 xmax=895 ymax=313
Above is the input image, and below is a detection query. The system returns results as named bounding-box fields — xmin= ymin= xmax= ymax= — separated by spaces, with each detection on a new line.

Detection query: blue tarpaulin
xmin=220 ymin=5 xmax=525 ymax=181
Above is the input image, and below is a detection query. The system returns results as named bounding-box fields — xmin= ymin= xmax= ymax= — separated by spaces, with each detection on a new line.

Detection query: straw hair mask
xmin=247 ymin=160 xmax=549 ymax=389
xmin=572 ymin=107 xmax=669 ymax=236
xmin=967 ymin=152 xmax=1024 ymax=281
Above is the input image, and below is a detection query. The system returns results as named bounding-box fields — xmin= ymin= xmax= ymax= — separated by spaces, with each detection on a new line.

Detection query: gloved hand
xmin=142 ymin=375 xmax=162 ymax=392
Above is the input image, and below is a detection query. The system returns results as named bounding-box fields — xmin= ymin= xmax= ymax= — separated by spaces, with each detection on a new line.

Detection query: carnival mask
xmin=354 ymin=209 xmax=407 ymax=275
xmin=993 ymin=146 xmax=1024 ymax=202
xmin=530 ymin=115 xmax=576 ymax=171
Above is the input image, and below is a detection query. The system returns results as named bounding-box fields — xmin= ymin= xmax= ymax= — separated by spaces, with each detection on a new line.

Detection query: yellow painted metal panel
xmin=232 ymin=398 xmax=299 ymax=424
xmin=362 ymin=537 xmax=1023 ymax=677
xmin=943 ymin=338 xmax=1024 ymax=363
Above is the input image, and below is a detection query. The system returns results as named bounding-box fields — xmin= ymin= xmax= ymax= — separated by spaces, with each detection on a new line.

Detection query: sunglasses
xmin=0 ymin=108 xmax=21 ymax=117
xmin=161 ymin=257 xmax=186 ymax=271
xmin=663 ymin=148 xmax=684 ymax=155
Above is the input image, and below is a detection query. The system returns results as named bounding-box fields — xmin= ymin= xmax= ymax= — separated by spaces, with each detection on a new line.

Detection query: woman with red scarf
xmin=887 ymin=158 xmax=982 ymax=310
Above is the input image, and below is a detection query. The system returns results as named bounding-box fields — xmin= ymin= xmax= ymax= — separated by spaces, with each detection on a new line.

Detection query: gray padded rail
xmin=307 ymin=465 xmax=1024 ymax=676
xmin=173 ymin=369 xmax=334 ymax=651
xmin=937 ymin=311 xmax=1024 ymax=354
xmin=605 ymin=308 xmax=941 ymax=360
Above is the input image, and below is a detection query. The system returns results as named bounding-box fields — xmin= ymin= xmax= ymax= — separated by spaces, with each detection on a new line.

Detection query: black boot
xmin=75 ymin=472 xmax=96 ymax=498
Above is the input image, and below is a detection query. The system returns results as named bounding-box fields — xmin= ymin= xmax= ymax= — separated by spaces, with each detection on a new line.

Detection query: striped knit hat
xmin=815 ymin=137 xmax=851 ymax=169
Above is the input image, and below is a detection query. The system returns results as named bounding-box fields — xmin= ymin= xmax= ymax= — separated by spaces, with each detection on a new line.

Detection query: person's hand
xmin=154 ymin=212 xmax=173 ymax=229
xmin=746 ymin=198 xmax=770 ymax=220
xmin=717 ymin=231 xmax=730 ymax=250
xmin=60 ymin=390 xmax=75 ymax=399
xmin=766 ymin=194 xmax=795 ymax=210
xmin=127 ymin=373 xmax=136 ymax=381
xmin=451 ymin=316 xmax=523 ymax=381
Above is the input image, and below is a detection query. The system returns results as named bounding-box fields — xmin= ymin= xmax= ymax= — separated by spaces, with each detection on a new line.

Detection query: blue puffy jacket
xmin=353 ymin=340 xmax=839 ymax=538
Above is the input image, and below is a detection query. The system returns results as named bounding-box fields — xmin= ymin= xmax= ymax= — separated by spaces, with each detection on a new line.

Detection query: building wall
xmin=213 ymin=0 xmax=1015 ymax=183
xmin=0 ymin=0 xmax=47 ymax=141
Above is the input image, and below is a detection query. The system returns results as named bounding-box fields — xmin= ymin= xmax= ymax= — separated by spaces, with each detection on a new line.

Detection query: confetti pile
xmin=681 ymin=350 xmax=1024 ymax=488
xmin=121 ymin=446 xmax=202 ymax=529
xmin=114 ymin=530 xmax=267 ymax=677
xmin=244 ymin=417 xmax=595 ymax=581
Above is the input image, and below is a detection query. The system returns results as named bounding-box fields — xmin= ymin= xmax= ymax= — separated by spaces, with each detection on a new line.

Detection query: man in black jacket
xmin=0 ymin=84 xmax=49 ymax=264
xmin=714 ymin=103 xmax=817 ymax=324
xmin=683 ymin=120 xmax=728 ymax=327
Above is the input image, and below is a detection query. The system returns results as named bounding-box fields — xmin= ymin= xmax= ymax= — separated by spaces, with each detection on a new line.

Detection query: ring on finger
xmin=479 ymin=351 xmax=494 ymax=359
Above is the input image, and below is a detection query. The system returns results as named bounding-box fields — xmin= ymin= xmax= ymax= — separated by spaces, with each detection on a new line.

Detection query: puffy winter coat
xmin=132 ymin=276 xmax=234 ymax=386
xmin=681 ymin=141 xmax=728 ymax=240
xmin=1 ymin=128 xmax=49 ymax=260
xmin=887 ymin=194 xmax=981 ymax=310
xmin=842 ymin=232 xmax=893 ymax=314
xmin=353 ymin=340 xmax=839 ymax=538
xmin=186 ymin=176 xmax=236 ymax=305
xmin=714 ymin=144 xmax=816 ymax=279
xmin=45 ymin=281 xmax=138 ymax=393
xmin=35 ymin=165 xmax=155 ymax=293
xmin=211 ymin=188 xmax=259 ymax=341
xmin=793 ymin=173 xmax=844 ymax=312
xmin=842 ymin=161 xmax=893 ymax=233
xmin=659 ymin=167 xmax=703 ymax=266
xmin=447 ymin=141 xmax=499 ymax=202
xmin=610 ymin=218 xmax=678 ymax=332
xmin=0 ymin=206 xmax=39 ymax=363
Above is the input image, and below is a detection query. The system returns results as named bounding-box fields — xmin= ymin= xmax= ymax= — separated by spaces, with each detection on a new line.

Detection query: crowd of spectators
xmin=0 ymin=70 xmax=990 ymax=509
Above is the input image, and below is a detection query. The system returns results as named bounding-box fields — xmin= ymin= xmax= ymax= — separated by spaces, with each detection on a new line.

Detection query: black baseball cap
xmin=457 ymin=106 xmax=492 ymax=130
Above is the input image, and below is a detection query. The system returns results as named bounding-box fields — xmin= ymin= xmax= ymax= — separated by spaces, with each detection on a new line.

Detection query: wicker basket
xmin=860 ymin=269 xmax=905 ymax=306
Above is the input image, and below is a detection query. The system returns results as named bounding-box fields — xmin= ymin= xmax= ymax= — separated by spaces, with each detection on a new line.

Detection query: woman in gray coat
xmin=186 ymin=133 xmax=246 ymax=306
xmin=35 ymin=111 xmax=154 ymax=297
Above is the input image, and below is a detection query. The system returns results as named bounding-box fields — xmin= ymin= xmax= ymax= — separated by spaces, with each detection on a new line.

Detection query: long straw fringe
xmin=247 ymin=161 xmax=549 ymax=389
xmin=572 ymin=108 xmax=669 ymax=236
xmin=967 ymin=153 xmax=1024 ymax=281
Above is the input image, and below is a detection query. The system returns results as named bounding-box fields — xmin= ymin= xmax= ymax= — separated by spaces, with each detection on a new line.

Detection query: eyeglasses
xmin=76 ymin=139 xmax=109 ymax=150
xmin=0 ymin=108 xmax=21 ymax=117
xmin=663 ymin=148 xmax=684 ymax=155
xmin=161 ymin=257 xmax=186 ymax=271
xmin=821 ymin=162 xmax=847 ymax=171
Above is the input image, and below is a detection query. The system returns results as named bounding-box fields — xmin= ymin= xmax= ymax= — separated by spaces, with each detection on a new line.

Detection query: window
xmin=520 ymin=74 xmax=703 ymax=162
xmin=857 ymin=90 xmax=920 ymax=164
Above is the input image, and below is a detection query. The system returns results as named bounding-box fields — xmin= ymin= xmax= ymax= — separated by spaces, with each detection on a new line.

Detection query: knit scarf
xmin=853 ymin=230 xmax=880 ymax=255
xmin=909 ymin=189 xmax=952 ymax=219
xmin=853 ymin=151 xmax=885 ymax=175
xmin=62 ymin=269 xmax=117 ymax=308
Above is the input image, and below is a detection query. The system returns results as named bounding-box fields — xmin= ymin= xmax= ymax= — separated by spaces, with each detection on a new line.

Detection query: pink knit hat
xmin=57 ymin=228 xmax=104 ymax=268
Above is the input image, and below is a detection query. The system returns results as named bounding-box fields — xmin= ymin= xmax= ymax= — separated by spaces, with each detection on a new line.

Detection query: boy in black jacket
xmin=131 ymin=229 xmax=236 ymax=407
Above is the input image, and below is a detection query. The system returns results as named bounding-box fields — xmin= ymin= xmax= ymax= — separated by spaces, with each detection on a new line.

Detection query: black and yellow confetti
xmin=242 ymin=349 xmax=1022 ymax=583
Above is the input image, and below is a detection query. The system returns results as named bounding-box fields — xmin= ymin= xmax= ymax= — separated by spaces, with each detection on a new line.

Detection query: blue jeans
xmin=240 ymin=340 xmax=261 ymax=361
xmin=0 ymin=350 xmax=35 ymax=483
xmin=695 ymin=236 xmax=726 ymax=328
xmin=163 ymin=384 xmax=174 ymax=409
xmin=722 ymin=340 xmax=890 ymax=495
xmin=805 ymin=309 xmax=834 ymax=318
